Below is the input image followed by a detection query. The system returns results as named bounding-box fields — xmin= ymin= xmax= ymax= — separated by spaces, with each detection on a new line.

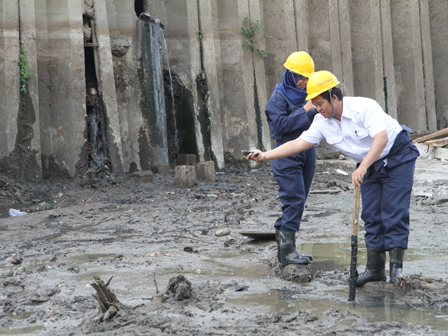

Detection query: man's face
xmin=296 ymin=76 xmax=308 ymax=89
xmin=311 ymin=95 xmax=332 ymax=118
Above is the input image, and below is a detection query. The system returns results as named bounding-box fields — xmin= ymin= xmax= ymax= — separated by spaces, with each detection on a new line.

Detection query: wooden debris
xmin=309 ymin=189 xmax=341 ymax=194
xmin=91 ymin=276 xmax=122 ymax=321
xmin=412 ymin=127 xmax=448 ymax=144
xmin=424 ymin=137 xmax=448 ymax=148
xmin=176 ymin=227 xmax=215 ymax=244
xmin=153 ymin=271 xmax=159 ymax=294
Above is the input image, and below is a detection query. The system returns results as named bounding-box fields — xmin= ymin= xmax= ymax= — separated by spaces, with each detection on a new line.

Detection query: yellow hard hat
xmin=305 ymin=71 xmax=340 ymax=100
xmin=283 ymin=51 xmax=315 ymax=78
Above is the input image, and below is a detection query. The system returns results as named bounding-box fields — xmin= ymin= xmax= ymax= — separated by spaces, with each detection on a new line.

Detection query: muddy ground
xmin=1 ymin=155 xmax=448 ymax=335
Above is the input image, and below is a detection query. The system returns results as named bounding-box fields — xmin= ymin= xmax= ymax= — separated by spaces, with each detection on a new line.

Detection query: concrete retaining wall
xmin=1 ymin=0 xmax=448 ymax=180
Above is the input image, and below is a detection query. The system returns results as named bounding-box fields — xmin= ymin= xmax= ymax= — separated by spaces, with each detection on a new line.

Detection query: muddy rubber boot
xmin=275 ymin=229 xmax=311 ymax=266
xmin=389 ymin=247 xmax=405 ymax=284
xmin=355 ymin=247 xmax=387 ymax=287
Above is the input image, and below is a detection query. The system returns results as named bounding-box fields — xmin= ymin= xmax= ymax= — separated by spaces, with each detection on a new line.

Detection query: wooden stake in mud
xmin=91 ymin=276 xmax=121 ymax=321
xmin=348 ymin=186 xmax=360 ymax=301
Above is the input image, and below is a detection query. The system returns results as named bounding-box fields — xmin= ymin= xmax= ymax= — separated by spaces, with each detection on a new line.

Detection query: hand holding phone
xmin=242 ymin=150 xmax=259 ymax=157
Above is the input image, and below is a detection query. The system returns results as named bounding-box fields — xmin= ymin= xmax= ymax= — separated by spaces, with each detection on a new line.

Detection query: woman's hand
xmin=304 ymin=100 xmax=315 ymax=112
xmin=241 ymin=150 xmax=264 ymax=162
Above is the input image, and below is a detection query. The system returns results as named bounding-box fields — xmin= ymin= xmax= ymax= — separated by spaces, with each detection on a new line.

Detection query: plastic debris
xmin=335 ymin=169 xmax=349 ymax=176
xmin=16 ymin=266 xmax=29 ymax=272
xmin=9 ymin=209 xmax=27 ymax=217
xmin=215 ymin=228 xmax=231 ymax=237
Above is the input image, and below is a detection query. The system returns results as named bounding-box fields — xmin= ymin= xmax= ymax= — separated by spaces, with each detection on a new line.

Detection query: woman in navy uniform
xmin=246 ymin=70 xmax=419 ymax=284
xmin=264 ymin=52 xmax=317 ymax=266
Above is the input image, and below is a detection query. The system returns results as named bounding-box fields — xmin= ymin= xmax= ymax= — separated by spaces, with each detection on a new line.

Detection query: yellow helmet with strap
xmin=283 ymin=51 xmax=315 ymax=78
xmin=305 ymin=71 xmax=340 ymax=100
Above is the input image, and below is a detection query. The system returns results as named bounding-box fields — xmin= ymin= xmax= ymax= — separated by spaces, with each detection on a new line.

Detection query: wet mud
xmin=1 ymin=157 xmax=448 ymax=335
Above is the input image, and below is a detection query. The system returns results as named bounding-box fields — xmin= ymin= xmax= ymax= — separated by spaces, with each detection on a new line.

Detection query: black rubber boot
xmin=355 ymin=247 xmax=387 ymax=287
xmin=389 ymin=248 xmax=405 ymax=284
xmin=275 ymin=229 xmax=311 ymax=266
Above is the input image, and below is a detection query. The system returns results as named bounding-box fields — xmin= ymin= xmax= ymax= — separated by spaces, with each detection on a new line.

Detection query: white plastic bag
xmin=9 ymin=209 xmax=27 ymax=217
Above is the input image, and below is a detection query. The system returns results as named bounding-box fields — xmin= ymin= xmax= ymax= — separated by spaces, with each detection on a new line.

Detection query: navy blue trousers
xmin=361 ymin=158 xmax=416 ymax=252
xmin=271 ymin=145 xmax=315 ymax=231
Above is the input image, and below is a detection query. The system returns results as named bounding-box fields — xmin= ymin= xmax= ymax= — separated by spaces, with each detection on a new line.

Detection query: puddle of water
xmin=202 ymin=259 xmax=272 ymax=279
xmin=9 ymin=312 xmax=34 ymax=320
xmin=298 ymin=240 xmax=439 ymax=274
xmin=0 ymin=325 xmax=45 ymax=335
xmin=227 ymin=289 xmax=448 ymax=331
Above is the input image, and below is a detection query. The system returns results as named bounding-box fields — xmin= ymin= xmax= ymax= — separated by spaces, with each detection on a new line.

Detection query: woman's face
xmin=296 ymin=76 xmax=308 ymax=89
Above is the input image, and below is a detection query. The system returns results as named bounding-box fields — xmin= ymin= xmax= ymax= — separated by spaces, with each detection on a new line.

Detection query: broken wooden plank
xmin=412 ymin=127 xmax=448 ymax=144
xmin=424 ymin=137 xmax=448 ymax=148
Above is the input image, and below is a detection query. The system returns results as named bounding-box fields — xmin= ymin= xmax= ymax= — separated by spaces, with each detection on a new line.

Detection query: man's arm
xmin=243 ymin=138 xmax=315 ymax=162
xmin=352 ymin=130 xmax=388 ymax=187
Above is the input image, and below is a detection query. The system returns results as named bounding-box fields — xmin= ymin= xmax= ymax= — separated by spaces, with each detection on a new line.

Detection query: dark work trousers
xmin=271 ymin=144 xmax=316 ymax=231
xmin=360 ymin=130 xmax=419 ymax=252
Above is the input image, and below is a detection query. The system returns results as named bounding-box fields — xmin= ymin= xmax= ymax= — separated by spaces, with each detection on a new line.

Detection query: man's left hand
xmin=352 ymin=166 xmax=366 ymax=188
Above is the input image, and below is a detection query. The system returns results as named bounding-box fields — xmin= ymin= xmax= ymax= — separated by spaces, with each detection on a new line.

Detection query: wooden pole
xmin=348 ymin=186 xmax=360 ymax=301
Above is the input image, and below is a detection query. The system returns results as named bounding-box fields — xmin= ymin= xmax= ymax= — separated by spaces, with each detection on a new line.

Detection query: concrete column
xmin=249 ymin=0 xmax=270 ymax=151
xmin=294 ymin=0 xmax=309 ymax=52
xmin=307 ymin=1 xmax=332 ymax=72
xmin=20 ymin=0 xmax=42 ymax=179
xmin=0 ymin=0 xmax=20 ymax=157
xmin=198 ymin=0 xmax=225 ymax=166
xmin=428 ymin=0 xmax=448 ymax=129
xmin=390 ymin=0 xmax=427 ymax=131
xmin=236 ymin=0 xmax=258 ymax=151
xmin=185 ymin=0 xmax=207 ymax=164
xmin=214 ymin=0 xmax=252 ymax=154
xmin=419 ymin=0 xmax=437 ymax=131
xmin=94 ymin=0 xmax=125 ymax=172
xmin=328 ymin=0 xmax=342 ymax=82
xmin=371 ymin=0 xmax=385 ymax=106
xmin=380 ymin=0 xmax=397 ymax=119
xmin=350 ymin=1 xmax=398 ymax=113
xmin=337 ymin=0 xmax=353 ymax=96
xmin=263 ymin=0 xmax=297 ymax=95
xmin=105 ymin=0 xmax=147 ymax=172
xmin=36 ymin=0 xmax=86 ymax=178
xmin=147 ymin=0 xmax=208 ymax=166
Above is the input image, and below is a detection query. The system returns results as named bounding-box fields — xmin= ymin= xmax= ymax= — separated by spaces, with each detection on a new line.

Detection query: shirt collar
xmin=323 ymin=97 xmax=351 ymax=122
xmin=341 ymin=97 xmax=353 ymax=120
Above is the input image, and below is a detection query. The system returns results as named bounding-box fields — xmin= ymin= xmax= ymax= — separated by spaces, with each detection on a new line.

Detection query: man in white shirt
xmin=243 ymin=71 xmax=419 ymax=286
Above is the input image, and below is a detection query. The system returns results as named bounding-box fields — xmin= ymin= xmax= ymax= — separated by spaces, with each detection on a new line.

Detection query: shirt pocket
xmin=354 ymin=128 xmax=369 ymax=140
xmin=326 ymin=134 xmax=343 ymax=145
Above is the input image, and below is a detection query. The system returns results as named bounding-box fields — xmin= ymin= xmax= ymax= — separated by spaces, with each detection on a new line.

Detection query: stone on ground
xmin=173 ymin=165 xmax=195 ymax=188
xmin=195 ymin=161 xmax=216 ymax=182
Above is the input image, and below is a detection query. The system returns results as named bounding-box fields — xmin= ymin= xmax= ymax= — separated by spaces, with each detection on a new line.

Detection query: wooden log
xmin=424 ymin=137 xmax=448 ymax=147
xmin=412 ymin=127 xmax=448 ymax=144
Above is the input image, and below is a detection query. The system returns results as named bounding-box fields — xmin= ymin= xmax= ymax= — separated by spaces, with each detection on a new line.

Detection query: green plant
xmin=197 ymin=30 xmax=204 ymax=41
xmin=18 ymin=48 xmax=35 ymax=93
xmin=241 ymin=17 xmax=272 ymax=57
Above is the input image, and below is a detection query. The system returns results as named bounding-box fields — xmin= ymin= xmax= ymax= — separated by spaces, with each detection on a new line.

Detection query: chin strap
xmin=328 ymin=88 xmax=335 ymax=119
xmin=291 ymin=72 xmax=305 ymax=91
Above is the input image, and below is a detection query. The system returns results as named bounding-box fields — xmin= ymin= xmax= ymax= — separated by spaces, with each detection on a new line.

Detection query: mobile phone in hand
xmin=242 ymin=150 xmax=259 ymax=157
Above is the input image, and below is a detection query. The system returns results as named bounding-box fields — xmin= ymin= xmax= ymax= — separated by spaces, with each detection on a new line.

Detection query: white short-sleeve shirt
xmin=300 ymin=97 xmax=403 ymax=163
